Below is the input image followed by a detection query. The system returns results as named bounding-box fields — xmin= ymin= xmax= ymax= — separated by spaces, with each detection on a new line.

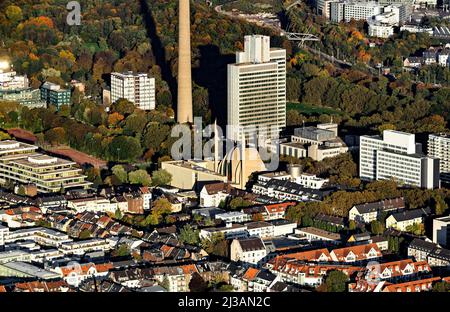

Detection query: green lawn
xmin=287 ymin=102 xmax=343 ymax=116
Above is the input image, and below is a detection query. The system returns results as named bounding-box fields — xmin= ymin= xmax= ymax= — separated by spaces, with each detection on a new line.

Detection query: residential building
xmin=216 ymin=211 xmax=249 ymax=223
xmin=427 ymin=248 xmax=450 ymax=267
xmin=252 ymin=178 xmax=335 ymax=202
xmin=111 ymin=72 xmax=155 ymax=110
xmin=428 ymin=133 xmax=450 ymax=183
xmin=199 ymin=182 xmax=235 ymax=207
xmin=368 ymin=22 xmax=394 ymax=38
xmin=348 ymin=197 xmax=405 ymax=223
xmin=433 ymin=216 xmax=450 ymax=248
xmin=0 ymin=140 xmax=91 ymax=193
xmin=199 ymin=223 xmax=248 ymax=241
xmin=385 ymin=207 xmax=431 ymax=232
xmin=381 ymin=277 xmax=440 ymax=292
xmin=330 ymin=243 xmax=382 ymax=263
xmin=0 ymin=225 xmax=8 ymax=247
xmin=0 ymin=262 xmax=61 ymax=280
xmin=295 ymin=227 xmax=341 ymax=245
xmin=359 ymin=130 xmax=440 ymax=189
xmin=40 ymin=82 xmax=71 ymax=109
xmin=228 ymin=35 xmax=286 ymax=141
xmin=407 ymin=238 xmax=439 ymax=262
xmin=230 ymin=237 xmax=267 ymax=266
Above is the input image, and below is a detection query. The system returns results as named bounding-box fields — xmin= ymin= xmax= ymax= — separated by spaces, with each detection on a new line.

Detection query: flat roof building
xmin=0 ymin=140 xmax=91 ymax=193
xmin=360 ymin=130 xmax=439 ymax=189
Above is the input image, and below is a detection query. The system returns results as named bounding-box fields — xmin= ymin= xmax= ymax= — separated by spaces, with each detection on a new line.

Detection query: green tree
xmin=432 ymin=281 xmax=450 ymax=292
xmin=112 ymin=165 xmax=128 ymax=184
xmin=115 ymin=208 xmax=123 ymax=220
xmin=111 ymin=98 xmax=136 ymax=115
xmin=325 ymin=270 xmax=349 ymax=292
xmin=179 ymin=224 xmax=200 ymax=245
xmin=151 ymin=169 xmax=172 ymax=186
xmin=128 ymin=169 xmax=152 ymax=186
xmin=370 ymin=220 xmax=385 ymax=235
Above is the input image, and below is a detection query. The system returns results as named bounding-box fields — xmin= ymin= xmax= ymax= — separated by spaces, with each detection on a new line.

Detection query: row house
xmin=407 ymin=238 xmax=450 ymax=266
xmin=382 ymin=277 xmax=441 ymax=292
xmin=348 ymin=197 xmax=404 ymax=223
xmin=58 ymin=238 xmax=114 ymax=255
xmin=6 ymin=227 xmax=72 ymax=247
xmin=330 ymin=243 xmax=382 ymax=263
xmin=385 ymin=207 xmax=431 ymax=232
xmin=361 ymin=259 xmax=432 ymax=285
xmin=0 ymin=206 xmax=43 ymax=228
xmin=271 ymin=260 xmax=362 ymax=287
xmin=12 ymin=280 xmax=70 ymax=292
xmin=151 ymin=264 xmax=199 ymax=292
xmin=52 ymin=262 xmax=113 ymax=287
xmin=266 ymin=248 xmax=333 ymax=270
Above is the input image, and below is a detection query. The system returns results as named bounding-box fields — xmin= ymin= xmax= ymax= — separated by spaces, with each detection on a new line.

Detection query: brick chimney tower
xmin=177 ymin=0 xmax=193 ymax=124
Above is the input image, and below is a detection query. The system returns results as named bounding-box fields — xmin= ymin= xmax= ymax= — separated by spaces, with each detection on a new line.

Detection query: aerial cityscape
xmin=2 ymin=0 xmax=450 ymax=298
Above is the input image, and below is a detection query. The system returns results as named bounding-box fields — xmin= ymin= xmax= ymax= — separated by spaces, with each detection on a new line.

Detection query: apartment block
xmin=359 ymin=130 xmax=440 ymax=189
xmin=428 ymin=133 xmax=450 ymax=184
xmin=0 ymin=140 xmax=91 ymax=193
xmin=111 ymin=72 xmax=155 ymax=110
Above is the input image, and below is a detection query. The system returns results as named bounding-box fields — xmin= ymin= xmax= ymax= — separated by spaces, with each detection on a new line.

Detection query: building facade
xmin=428 ymin=134 xmax=450 ymax=184
xmin=0 ymin=140 xmax=91 ymax=193
xmin=228 ymin=35 xmax=286 ymax=141
xmin=360 ymin=130 xmax=440 ymax=189
xmin=111 ymin=72 xmax=155 ymax=110
xmin=40 ymin=82 xmax=71 ymax=109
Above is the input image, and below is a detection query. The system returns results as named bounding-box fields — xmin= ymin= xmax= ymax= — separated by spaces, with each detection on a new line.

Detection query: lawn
xmin=287 ymin=102 xmax=343 ymax=116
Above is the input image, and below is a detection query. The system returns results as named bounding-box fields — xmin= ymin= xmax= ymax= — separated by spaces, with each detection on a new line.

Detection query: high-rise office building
xmin=428 ymin=133 xmax=450 ymax=183
xmin=360 ymin=130 xmax=440 ymax=189
xmin=111 ymin=72 xmax=155 ymax=111
xmin=227 ymin=35 xmax=286 ymax=141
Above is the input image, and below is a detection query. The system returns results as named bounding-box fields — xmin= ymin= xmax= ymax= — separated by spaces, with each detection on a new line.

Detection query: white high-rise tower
xmin=227 ymin=35 xmax=286 ymax=141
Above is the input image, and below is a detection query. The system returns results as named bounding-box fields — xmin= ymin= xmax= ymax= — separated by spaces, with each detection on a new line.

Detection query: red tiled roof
xmin=331 ymin=243 xmax=382 ymax=262
xmin=264 ymin=202 xmax=296 ymax=214
xmin=243 ymin=267 xmax=260 ymax=281
xmin=382 ymin=277 xmax=441 ymax=292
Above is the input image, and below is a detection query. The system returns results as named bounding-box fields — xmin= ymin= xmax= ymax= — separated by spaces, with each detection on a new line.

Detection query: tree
xmin=179 ymin=224 xmax=200 ymax=245
xmin=189 ymin=272 xmax=209 ymax=292
xmin=111 ymin=98 xmax=135 ymax=115
xmin=370 ymin=220 xmax=385 ymax=235
xmin=112 ymin=244 xmax=130 ymax=257
xmin=128 ymin=169 xmax=152 ymax=186
xmin=5 ymin=5 xmax=23 ymax=23
xmin=112 ymin=165 xmax=128 ymax=184
xmin=349 ymin=220 xmax=357 ymax=231
xmin=151 ymin=169 xmax=172 ymax=186
xmin=109 ymin=136 xmax=143 ymax=162
xmin=45 ymin=127 xmax=67 ymax=145
xmin=229 ymin=197 xmax=252 ymax=210
xmin=115 ymin=208 xmax=123 ymax=220
xmin=432 ymin=194 xmax=448 ymax=216
xmin=432 ymin=281 xmax=450 ymax=292
xmin=325 ymin=270 xmax=349 ymax=292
